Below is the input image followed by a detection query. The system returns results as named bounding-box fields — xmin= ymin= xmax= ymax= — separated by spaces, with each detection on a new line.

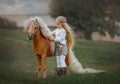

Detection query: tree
xmin=0 ymin=17 xmax=17 ymax=29
xmin=49 ymin=0 xmax=120 ymax=39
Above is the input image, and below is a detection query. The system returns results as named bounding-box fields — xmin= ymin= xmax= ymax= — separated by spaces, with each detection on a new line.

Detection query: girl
xmin=50 ymin=16 xmax=74 ymax=76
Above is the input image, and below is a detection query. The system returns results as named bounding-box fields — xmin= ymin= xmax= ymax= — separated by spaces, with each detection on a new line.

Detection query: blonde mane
xmin=24 ymin=17 xmax=52 ymax=38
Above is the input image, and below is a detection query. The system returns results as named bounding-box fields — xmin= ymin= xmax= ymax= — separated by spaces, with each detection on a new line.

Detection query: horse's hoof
xmin=43 ymin=75 xmax=47 ymax=79
xmin=37 ymin=73 xmax=41 ymax=79
xmin=37 ymin=75 xmax=40 ymax=79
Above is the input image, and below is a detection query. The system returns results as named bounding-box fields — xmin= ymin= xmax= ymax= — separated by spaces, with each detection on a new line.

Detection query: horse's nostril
xmin=29 ymin=36 xmax=32 ymax=40
xmin=28 ymin=34 xmax=35 ymax=40
xmin=32 ymin=34 xmax=35 ymax=38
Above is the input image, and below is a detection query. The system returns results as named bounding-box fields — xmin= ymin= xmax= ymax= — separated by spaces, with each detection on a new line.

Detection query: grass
xmin=0 ymin=29 xmax=120 ymax=84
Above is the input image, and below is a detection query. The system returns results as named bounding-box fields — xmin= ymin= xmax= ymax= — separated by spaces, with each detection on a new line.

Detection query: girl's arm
xmin=48 ymin=29 xmax=57 ymax=41
xmin=54 ymin=29 xmax=66 ymax=42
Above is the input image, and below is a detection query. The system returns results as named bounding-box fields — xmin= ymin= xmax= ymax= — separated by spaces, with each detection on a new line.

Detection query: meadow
xmin=0 ymin=29 xmax=120 ymax=84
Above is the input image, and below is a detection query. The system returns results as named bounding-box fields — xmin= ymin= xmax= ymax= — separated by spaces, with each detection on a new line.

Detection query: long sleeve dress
xmin=52 ymin=28 xmax=66 ymax=44
xmin=52 ymin=28 xmax=67 ymax=56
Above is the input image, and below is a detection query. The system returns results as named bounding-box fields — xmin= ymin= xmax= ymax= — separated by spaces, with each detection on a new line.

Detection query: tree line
xmin=0 ymin=17 xmax=17 ymax=29
xmin=49 ymin=0 xmax=120 ymax=39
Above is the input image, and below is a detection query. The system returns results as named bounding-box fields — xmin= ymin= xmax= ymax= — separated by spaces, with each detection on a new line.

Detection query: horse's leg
xmin=36 ymin=54 xmax=41 ymax=78
xmin=41 ymin=53 xmax=47 ymax=78
xmin=65 ymin=54 xmax=70 ymax=76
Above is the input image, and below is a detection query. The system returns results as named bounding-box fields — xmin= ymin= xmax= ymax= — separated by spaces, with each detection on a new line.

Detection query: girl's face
xmin=56 ymin=22 xmax=63 ymax=28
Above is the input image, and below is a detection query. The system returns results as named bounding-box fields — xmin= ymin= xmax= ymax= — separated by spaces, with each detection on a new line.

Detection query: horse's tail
xmin=69 ymin=49 xmax=105 ymax=73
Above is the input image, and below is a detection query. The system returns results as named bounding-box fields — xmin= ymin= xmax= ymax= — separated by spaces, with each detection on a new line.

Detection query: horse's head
xmin=25 ymin=17 xmax=53 ymax=40
xmin=27 ymin=19 xmax=40 ymax=40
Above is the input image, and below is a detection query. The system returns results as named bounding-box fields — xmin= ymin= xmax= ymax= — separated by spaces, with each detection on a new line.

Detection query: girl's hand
xmin=49 ymin=35 xmax=55 ymax=41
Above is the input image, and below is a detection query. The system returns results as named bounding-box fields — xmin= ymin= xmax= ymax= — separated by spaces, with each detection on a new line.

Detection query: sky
xmin=0 ymin=0 xmax=50 ymax=15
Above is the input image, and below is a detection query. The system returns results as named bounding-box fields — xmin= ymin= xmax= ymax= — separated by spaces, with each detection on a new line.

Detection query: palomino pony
xmin=24 ymin=17 xmax=105 ymax=78
xmin=24 ymin=17 xmax=70 ymax=78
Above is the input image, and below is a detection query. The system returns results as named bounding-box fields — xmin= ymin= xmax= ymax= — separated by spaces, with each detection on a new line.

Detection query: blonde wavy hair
xmin=56 ymin=16 xmax=74 ymax=52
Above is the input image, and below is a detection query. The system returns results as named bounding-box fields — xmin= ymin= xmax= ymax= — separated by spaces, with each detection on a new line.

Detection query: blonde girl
xmin=50 ymin=16 xmax=74 ymax=76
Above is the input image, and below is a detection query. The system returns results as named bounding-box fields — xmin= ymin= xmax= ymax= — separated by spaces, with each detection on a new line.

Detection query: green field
xmin=0 ymin=29 xmax=120 ymax=84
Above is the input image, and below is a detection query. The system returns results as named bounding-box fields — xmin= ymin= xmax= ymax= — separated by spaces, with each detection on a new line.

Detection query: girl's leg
xmin=56 ymin=56 xmax=60 ymax=68
xmin=60 ymin=55 xmax=66 ymax=68
xmin=55 ymin=56 xmax=61 ymax=76
xmin=60 ymin=55 xmax=67 ymax=76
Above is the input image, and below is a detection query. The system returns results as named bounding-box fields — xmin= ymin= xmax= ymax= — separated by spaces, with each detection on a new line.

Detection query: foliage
xmin=49 ymin=0 xmax=120 ymax=39
xmin=0 ymin=17 xmax=17 ymax=29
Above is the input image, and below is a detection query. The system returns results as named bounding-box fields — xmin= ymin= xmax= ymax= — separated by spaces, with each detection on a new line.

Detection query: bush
xmin=0 ymin=17 xmax=17 ymax=29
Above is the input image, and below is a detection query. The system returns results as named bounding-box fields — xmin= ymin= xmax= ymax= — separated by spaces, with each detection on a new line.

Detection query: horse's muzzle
xmin=28 ymin=34 xmax=35 ymax=40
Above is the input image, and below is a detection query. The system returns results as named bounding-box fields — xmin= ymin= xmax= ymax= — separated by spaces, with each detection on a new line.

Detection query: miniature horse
xmin=26 ymin=18 xmax=70 ymax=78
